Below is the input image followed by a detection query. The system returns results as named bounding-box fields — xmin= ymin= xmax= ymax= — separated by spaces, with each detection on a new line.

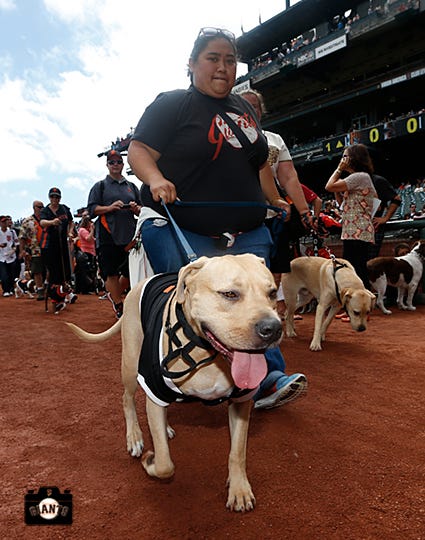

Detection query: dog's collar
xmin=161 ymin=292 xmax=218 ymax=380
xmin=331 ymin=256 xmax=349 ymax=306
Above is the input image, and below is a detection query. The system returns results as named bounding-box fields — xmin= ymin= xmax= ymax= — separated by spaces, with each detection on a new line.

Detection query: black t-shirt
xmin=87 ymin=176 xmax=141 ymax=246
xmin=132 ymin=86 xmax=269 ymax=235
xmin=371 ymin=174 xmax=397 ymax=218
xmin=40 ymin=204 xmax=72 ymax=250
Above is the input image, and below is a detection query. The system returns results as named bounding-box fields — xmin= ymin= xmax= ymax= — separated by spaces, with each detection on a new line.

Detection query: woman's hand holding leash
xmin=271 ymin=197 xmax=291 ymax=222
xmin=150 ymin=177 xmax=177 ymax=203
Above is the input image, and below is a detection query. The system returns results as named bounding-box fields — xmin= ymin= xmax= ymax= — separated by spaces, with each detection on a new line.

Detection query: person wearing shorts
xmin=87 ymin=150 xmax=141 ymax=318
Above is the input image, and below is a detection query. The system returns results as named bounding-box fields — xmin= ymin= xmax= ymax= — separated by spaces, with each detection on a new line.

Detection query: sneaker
xmin=254 ymin=373 xmax=307 ymax=410
xmin=98 ymin=293 xmax=108 ymax=300
xmin=36 ymin=288 xmax=45 ymax=301
xmin=54 ymin=302 xmax=66 ymax=314
xmin=2 ymin=292 xmax=11 ymax=297
xmin=106 ymin=292 xmax=123 ymax=318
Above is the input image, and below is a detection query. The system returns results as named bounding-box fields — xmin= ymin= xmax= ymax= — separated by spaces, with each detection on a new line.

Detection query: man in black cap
xmin=87 ymin=151 xmax=141 ymax=318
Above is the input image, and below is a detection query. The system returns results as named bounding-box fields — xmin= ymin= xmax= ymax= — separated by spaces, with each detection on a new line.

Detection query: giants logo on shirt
xmin=208 ymin=112 xmax=259 ymax=160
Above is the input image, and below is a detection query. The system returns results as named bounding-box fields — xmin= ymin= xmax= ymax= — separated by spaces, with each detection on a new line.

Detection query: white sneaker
xmin=254 ymin=374 xmax=308 ymax=410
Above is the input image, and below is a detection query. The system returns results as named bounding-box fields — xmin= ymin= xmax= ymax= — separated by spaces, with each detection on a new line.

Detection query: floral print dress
xmin=341 ymin=172 xmax=376 ymax=243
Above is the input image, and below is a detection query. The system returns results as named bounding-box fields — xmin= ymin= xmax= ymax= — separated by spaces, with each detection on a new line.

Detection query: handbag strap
xmin=217 ymin=110 xmax=257 ymax=165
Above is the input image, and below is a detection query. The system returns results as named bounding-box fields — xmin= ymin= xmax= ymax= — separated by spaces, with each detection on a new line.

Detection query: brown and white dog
xmin=367 ymin=241 xmax=425 ymax=315
xmin=14 ymin=272 xmax=37 ymax=298
xmin=67 ymin=254 xmax=282 ymax=512
xmin=282 ymin=256 xmax=375 ymax=351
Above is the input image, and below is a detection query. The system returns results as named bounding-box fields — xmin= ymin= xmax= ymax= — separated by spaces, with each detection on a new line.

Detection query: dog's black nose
xmin=255 ymin=317 xmax=282 ymax=342
xmin=357 ymin=326 xmax=366 ymax=332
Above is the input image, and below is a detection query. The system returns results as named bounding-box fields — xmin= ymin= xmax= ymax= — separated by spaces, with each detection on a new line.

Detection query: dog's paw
xmin=127 ymin=429 xmax=144 ymax=457
xmin=397 ymin=303 xmax=413 ymax=311
xmin=309 ymin=341 xmax=322 ymax=351
xmin=226 ymin=481 xmax=256 ymax=512
xmin=142 ymin=450 xmax=175 ymax=479
xmin=166 ymin=425 xmax=176 ymax=439
xmin=285 ymin=328 xmax=297 ymax=338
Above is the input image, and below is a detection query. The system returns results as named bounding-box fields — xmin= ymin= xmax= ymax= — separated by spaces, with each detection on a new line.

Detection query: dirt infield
xmin=1 ymin=293 xmax=424 ymax=539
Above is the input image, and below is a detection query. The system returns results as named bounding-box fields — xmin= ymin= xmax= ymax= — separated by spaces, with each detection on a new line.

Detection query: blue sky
xmin=1 ymin=0 xmax=299 ymax=220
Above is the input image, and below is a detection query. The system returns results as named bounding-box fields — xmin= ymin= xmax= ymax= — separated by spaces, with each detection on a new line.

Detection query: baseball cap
xmin=106 ymin=150 xmax=123 ymax=160
xmin=0 ymin=215 xmax=7 ymax=222
xmin=48 ymin=187 xmax=62 ymax=197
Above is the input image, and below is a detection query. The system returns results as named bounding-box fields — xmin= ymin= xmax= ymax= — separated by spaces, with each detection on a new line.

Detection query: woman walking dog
xmin=128 ymin=27 xmax=307 ymax=409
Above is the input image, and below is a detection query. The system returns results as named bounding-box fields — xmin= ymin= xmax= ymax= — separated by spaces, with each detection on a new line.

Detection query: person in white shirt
xmin=0 ymin=215 xmax=18 ymax=296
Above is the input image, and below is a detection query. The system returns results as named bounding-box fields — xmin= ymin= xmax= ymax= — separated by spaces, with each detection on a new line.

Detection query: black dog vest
xmin=137 ymin=273 xmax=251 ymax=407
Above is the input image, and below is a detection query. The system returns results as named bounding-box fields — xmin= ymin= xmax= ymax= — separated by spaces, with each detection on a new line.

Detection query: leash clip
xmin=222 ymin=232 xmax=235 ymax=248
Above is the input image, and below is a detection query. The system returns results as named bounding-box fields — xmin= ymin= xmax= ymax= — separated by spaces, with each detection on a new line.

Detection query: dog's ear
xmin=368 ymin=290 xmax=376 ymax=309
xmin=340 ymin=287 xmax=352 ymax=307
xmin=175 ymin=257 xmax=209 ymax=303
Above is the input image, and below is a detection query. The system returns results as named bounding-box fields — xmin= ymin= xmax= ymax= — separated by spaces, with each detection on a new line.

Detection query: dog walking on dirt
xmin=282 ymin=256 xmax=376 ymax=351
xmin=367 ymin=240 xmax=425 ymax=314
xmin=67 ymin=254 xmax=283 ymax=512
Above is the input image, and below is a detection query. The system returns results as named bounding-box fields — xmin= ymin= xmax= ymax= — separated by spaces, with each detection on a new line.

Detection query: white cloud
xmin=0 ymin=0 xmax=16 ymax=10
xmin=2 ymin=0 xmax=297 ymax=218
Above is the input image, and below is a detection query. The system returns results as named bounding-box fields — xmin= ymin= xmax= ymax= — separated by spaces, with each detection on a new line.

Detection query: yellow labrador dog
xmin=67 ymin=254 xmax=282 ymax=512
xmin=282 ymin=256 xmax=375 ymax=351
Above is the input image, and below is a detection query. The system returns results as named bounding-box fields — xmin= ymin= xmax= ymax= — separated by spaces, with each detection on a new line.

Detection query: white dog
xmin=367 ymin=241 xmax=425 ymax=314
xmin=14 ymin=272 xmax=37 ymax=298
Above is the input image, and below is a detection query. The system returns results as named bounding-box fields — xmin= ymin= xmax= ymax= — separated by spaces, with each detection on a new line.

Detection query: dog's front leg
xmin=283 ymin=294 xmax=298 ymax=338
xmin=226 ymin=399 xmax=255 ymax=512
xmin=310 ymin=303 xmax=327 ymax=351
xmin=320 ymin=303 xmax=339 ymax=342
xmin=142 ymin=396 xmax=175 ymax=479
xmin=122 ymin=382 xmax=144 ymax=457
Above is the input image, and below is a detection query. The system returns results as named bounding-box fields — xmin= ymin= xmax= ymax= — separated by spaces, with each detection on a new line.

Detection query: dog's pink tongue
xmin=231 ymin=351 xmax=268 ymax=389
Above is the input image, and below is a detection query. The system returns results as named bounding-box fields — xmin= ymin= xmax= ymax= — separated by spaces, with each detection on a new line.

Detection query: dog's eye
xmin=270 ymin=289 xmax=277 ymax=300
xmin=219 ymin=290 xmax=240 ymax=300
xmin=353 ymin=311 xmax=360 ymax=316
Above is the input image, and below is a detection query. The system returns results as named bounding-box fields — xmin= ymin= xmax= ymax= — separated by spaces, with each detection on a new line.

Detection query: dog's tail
xmin=66 ymin=319 xmax=122 ymax=342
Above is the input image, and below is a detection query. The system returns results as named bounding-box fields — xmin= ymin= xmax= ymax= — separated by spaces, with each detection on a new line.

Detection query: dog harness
xmin=137 ymin=273 xmax=253 ymax=407
xmin=331 ymin=256 xmax=349 ymax=305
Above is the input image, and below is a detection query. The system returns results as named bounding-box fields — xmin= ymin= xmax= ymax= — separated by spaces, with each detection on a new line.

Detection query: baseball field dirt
xmin=1 ymin=293 xmax=423 ymax=539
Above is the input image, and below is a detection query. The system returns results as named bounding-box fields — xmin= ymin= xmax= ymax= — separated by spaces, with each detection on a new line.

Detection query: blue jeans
xmin=141 ymin=219 xmax=272 ymax=272
xmin=141 ymin=219 xmax=286 ymax=379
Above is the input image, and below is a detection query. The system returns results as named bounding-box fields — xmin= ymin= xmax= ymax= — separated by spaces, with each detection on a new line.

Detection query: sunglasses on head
xmin=50 ymin=195 xmax=61 ymax=198
xmin=198 ymin=27 xmax=236 ymax=42
xmin=107 ymin=160 xmax=123 ymax=165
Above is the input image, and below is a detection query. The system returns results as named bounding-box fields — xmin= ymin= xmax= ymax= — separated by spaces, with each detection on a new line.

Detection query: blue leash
xmin=161 ymin=200 xmax=198 ymax=263
xmin=160 ymin=199 xmax=287 ymax=264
